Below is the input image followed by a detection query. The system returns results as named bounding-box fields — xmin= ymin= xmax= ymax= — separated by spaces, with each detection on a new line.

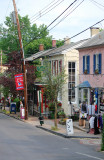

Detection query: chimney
xmin=64 ymin=36 xmax=70 ymax=45
xmin=90 ymin=27 xmax=100 ymax=37
xmin=39 ymin=44 xmax=44 ymax=51
xmin=52 ymin=39 xmax=56 ymax=48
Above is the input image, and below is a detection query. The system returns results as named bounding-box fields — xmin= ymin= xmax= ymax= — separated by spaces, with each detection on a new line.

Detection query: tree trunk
xmin=54 ymin=100 xmax=58 ymax=129
xmin=4 ymin=98 xmax=5 ymax=110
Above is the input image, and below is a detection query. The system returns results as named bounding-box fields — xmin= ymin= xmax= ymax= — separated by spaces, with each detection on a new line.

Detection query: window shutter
xmin=83 ymin=56 xmax=85 ymax=73
xmin=87 ymin=55 xmax=90 ymax=74
xmin=93 ymin=54 xmax=96 ymax=73
xmin=99 ymin=53 xmax=102 ymax=74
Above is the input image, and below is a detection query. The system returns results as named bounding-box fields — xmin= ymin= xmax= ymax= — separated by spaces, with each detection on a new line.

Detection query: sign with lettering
xmin=15 ymin=73 xmax=24 ymax=90
xmin=66 ymin=119 xmax=74 ymax=135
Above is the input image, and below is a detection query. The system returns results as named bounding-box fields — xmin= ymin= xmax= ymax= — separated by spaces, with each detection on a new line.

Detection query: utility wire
xmin=30 ymin=0 xmax=64 ymax=23
xmin=91 ymin=0 xmax=104 ymax=8
xmin=32 ymin=18 xmax=104 ymax=58
xmin=4 ymin=0 xmax=11 ymax=23
xmin=23 ymin=0 xmax=78 ymax=48
xmin=46 ymin=0 xmax=78 ymax=29
xmin=49 ymin=0 xmax=84 ymax=31
xmin=30 ymin=0 xmax=56 ymax=19
xmin=89 ymin=0 xmax=104 ymax=11
xmin=70 ymin=18 xmax=104 ymax=40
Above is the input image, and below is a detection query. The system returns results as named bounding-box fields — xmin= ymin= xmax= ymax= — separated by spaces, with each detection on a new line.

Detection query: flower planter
xmin=84 ymin=70 xmax=87 ymax=74
xmin=95 ymin=70 xmax=99 ymax=74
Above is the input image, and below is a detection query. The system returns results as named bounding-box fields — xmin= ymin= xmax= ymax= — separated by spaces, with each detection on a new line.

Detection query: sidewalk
xmin=26 ymin=117 xmax=101 ymax=138
xmin=6 ymin=111 xmax=101 ymax=139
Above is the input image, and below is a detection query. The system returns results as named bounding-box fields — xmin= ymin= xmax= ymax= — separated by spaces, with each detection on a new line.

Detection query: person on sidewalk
xmin=80 ymin=101 xmax=87 ymax=128
xmin=88 ymin=101 xmax=95 ymax=118
xmin=87 ymin=101 xmax=95 ymax=133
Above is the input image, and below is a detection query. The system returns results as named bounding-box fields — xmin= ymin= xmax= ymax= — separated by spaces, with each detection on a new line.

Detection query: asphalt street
xmin=0 ymin=113 xmax=104 ymax=160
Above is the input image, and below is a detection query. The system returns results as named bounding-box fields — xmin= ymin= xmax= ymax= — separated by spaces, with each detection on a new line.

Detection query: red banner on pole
xmin=15 ymin=73 xmax=24 ymax=90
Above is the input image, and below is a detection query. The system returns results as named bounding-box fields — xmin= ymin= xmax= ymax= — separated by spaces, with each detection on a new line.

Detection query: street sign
xmin=15 ymin=73 xmax=24 ymax=90
xmin=66 ymin=119 xmax=74 ymax=135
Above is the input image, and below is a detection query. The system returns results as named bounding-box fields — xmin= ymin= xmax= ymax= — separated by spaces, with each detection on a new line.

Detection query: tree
xmin=0 ymin=14 xmax=64 ymax=59
xmin=0 ymin=51 xmax=36 ymax=98
xmin=40 ymin=59 xmax=67 ymax=128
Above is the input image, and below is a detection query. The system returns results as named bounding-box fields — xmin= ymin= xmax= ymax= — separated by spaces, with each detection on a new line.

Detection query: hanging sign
xmin=15 ymin=73 xmax=24 ymax=90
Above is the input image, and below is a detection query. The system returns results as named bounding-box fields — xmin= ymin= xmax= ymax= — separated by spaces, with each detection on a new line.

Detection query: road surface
xmin=0 ymin=113 xmax=103 ymax=160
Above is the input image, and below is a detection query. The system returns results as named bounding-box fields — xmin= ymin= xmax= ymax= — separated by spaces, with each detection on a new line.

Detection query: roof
xmin=77 ymin=30 xmax=104 ymax=50
xmin=78 ymin=81 xmax=91 ymax=88
xmin=25 ymin=39 xmax=88 ymax=61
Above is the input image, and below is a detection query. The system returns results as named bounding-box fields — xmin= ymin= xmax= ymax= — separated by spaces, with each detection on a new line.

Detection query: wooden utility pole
xmin=0 ymin=50 xmax=2 ymax=73
xmin=12 ymin=0 xmax=28 ymax=119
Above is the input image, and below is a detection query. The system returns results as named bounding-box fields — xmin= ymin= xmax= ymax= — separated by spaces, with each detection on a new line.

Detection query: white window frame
xmin=68 ymin=62 xmax=75 ymax=103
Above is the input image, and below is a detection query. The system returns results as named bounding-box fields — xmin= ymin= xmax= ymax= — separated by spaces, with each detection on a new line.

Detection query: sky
xmin=0 ymin=0 xmax=104 ymax=42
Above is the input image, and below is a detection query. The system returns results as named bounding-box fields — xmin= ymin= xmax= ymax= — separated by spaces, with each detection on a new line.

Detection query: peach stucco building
xmin=78 ymin=28 xmax=104 ymax=113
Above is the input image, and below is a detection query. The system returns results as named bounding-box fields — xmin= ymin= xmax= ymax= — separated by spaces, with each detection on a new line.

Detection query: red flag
xmin=15 ymin=73 xmax=24 ymax=90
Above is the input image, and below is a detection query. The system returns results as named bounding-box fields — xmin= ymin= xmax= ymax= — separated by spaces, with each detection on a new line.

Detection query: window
xmin=52 ymin=60 xmax=62 ymax=75
xmin=59 ymin=60 xmax=62 ymax=73
xmin=68 ymin=62 xmax=75 ymax=102
xmin=93 ymin=53 xmax=102 ymax=74
xmin=83 ymin=55 xmax=90 ymax=74
xmin=52 ymin=61 xmax=56 ymax=75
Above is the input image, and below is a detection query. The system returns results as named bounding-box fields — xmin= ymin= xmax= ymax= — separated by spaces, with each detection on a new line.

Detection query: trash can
xmin=10 ymin=102 xmax=16 ymax=114
xmin=39 ymin=116 xmax=44 ymax=126
xmin=20 ymin=108 xmax=25 ymax=119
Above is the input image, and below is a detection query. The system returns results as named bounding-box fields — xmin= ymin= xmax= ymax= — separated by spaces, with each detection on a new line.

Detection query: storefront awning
xmin=78 ymin=81 xmax=91 ymax=88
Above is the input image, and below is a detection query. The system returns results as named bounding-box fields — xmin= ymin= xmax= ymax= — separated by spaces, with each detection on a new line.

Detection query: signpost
xmin=66 ymin=119 xmax=74 ymax=135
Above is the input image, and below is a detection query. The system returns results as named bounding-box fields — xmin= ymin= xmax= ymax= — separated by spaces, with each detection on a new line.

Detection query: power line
xmin=4 ymin=0 xmax=11 ymax=23
xmin=70 ymin=18 xmax=104 ymax=40
xmin=23 ymin=0 xmax=78 ymax=48
xmin=47 ymin=0 xmax=78 ymax=29
xmin=89 ymin=0 xmax=104 ymax=11
xmin=30 ymin=0 xmax=64 ymax=23
xmin=49 ymin=0 xmax=84 ymax=31
xmin=34 ymin=18 xmax=104 ymax=58
xmin=91 ymin=0 xmax=104 ymax=8
xmin=30 ymin=0 xmax=56 ymax=19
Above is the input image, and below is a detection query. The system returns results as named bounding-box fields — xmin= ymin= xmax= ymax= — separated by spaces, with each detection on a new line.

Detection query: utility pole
xmin=12 ymin=0 xmax=28 ymax=119
xmin=0 ymin=50 xmax=2 ymax=73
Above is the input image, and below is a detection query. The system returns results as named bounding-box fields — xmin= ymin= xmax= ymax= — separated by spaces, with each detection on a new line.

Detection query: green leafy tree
xmin=40 ymin=59 xmax=67 ymax=128
xmin=0 ymin=14 xmax=64 ymax=59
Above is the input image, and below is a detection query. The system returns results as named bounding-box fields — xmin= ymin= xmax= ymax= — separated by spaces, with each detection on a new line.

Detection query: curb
xmin=0 ymin=112 xmax=102 ymax=139
xmin=0 ymin=111 xmax=25 ymax=122
xmin=36 ymin=125 xmax=101 ymax=139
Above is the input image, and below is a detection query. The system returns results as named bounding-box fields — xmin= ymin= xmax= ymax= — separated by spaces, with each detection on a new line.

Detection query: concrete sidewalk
xmin=25 ymin=116 xmax=101 ymax=139
xmin=1 ymin=111 xmax=102 ymax=139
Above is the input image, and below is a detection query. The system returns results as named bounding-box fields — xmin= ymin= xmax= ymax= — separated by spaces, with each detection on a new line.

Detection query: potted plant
xmin=58 ymin=110 xmax=66 ymax=118
xmin=84 ymin=69 xmax=87 ymax=74
xmin=95 ymin=69 xmax=99 ymax=74
xmin=57 ymin=101 xmax=62 ymax=109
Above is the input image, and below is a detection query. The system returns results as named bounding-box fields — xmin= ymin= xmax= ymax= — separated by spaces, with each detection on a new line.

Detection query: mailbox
xmin=10 ymin=102 xmax=16 ymax=114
